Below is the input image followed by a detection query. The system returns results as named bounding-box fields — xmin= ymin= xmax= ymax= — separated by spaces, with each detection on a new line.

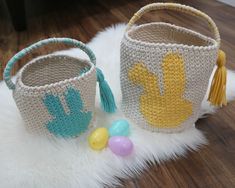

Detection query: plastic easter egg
xmin=108 ymin=136 xmax=133 ymax=156
xmin=109 ymin=120 xmax=130 ymax=137
xmin=89 ymin=128 xmax=109 ymax=150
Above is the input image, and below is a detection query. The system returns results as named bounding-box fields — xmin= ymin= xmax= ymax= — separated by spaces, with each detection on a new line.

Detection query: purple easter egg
xmin=108 ymin=136 xmax=133 ymax=156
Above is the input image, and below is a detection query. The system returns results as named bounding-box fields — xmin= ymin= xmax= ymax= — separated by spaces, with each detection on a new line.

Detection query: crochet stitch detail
xmin=128 ymin=52 xmax=192 ymax=128
xmin=43 ymin=87 xmax=92 ymax=137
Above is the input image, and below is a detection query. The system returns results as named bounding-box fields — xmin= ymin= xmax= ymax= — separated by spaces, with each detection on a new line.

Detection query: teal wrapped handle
xmin=3 ymin=38 xmax=96 ymax=90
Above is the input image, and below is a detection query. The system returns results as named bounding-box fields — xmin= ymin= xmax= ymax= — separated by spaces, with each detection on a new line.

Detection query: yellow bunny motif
xmin=128 ymin=52 xmax=193 ymax=128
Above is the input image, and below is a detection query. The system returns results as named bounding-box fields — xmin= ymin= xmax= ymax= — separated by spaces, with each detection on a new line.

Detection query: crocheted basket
xmin=4 ymin=38 xmax=116 ymax=138
xmin=120 ymin=3 xmax=227 ymax=133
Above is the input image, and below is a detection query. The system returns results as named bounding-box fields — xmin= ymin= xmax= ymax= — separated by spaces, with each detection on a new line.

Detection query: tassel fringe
xmin=96 ymin=68 xmax=117 ymax=113
xmin=208 ymin=50 xmax=227 ymax=107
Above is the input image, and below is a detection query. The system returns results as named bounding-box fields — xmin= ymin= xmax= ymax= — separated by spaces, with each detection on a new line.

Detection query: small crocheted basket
xmin=120 ymin=3 xmax=227 ymax=133
xmin=4 ymin=38 xmax=116 ymax=138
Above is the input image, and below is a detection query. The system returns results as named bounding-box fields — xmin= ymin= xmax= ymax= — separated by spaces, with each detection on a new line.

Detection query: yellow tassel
xmin=208 ymin=50 xmax=227 ymax=107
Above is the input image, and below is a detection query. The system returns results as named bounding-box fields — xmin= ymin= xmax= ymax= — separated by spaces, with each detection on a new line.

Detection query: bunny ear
xmin=162 ymin=52 xmax=186 ymax=97
xmin=128 ymin=63 xmax=160 ymax=95
xmin=96 ymin=68 xmax=117 ymax=113
xmin=64 ymin=88 xmax=84 ymax=114
xmin=43 ymin=94 xmax=66 ymax=118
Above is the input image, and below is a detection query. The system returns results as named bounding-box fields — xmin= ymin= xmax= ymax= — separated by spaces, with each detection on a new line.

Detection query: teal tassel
xmin=96 ymin=68 xmax=117 ymax=113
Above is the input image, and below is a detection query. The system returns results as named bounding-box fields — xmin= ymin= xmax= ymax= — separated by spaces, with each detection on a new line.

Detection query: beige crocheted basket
xmin=120 ymin=3 xmax=222 ymax=133
xmin=4 ymin=38 xmax=116 ymax=138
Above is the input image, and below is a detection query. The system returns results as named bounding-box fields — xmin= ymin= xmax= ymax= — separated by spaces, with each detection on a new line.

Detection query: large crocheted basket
xmin=4 ymin=38 xmax=116 ymax=138
xmin=120 ymin=3 xmax=227 ymax=133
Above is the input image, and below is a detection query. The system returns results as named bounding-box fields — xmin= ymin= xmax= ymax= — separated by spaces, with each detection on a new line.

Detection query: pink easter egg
xmin=108 ymin=136 xmax=133 ymax=156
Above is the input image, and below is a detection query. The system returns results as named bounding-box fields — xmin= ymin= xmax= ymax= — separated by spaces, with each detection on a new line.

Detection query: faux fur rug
xmin=0 ymin=24 xmax=235 ymax=188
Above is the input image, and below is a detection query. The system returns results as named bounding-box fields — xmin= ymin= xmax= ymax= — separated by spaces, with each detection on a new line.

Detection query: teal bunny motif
xmin=43 ymin=87 xmax=92 ymax=138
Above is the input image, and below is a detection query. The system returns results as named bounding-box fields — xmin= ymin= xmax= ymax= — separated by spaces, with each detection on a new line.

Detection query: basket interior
xmin=21 ymin=55 xmax=92 ymax=87
xmin=128 ymin=23 xmax=215 ymax=47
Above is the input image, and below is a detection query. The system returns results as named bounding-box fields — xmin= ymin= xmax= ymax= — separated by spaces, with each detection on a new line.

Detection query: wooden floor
xmin=1 ymin=0 xmax=235 ymax=187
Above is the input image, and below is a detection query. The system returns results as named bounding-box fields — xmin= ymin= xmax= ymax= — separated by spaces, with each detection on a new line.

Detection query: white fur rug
xmin=0 ymin=24 xmax=235 ymax=188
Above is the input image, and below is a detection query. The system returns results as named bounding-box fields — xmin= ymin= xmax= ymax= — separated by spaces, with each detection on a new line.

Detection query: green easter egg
xmin=109 ymin=120 xmax=130 ymax=137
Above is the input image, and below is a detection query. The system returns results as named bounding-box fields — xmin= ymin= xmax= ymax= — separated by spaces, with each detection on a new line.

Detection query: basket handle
xmin=127 ymin=3 xmax=220 ymax=44
xmin=3 ymin=38 xmax=96 ymax=90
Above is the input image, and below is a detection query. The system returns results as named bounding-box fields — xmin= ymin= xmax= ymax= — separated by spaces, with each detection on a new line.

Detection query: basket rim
xmin=16 ymin=54 xmax=96 ymax=91
xmin=124 ymin=22 xmax=218 ymax=50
